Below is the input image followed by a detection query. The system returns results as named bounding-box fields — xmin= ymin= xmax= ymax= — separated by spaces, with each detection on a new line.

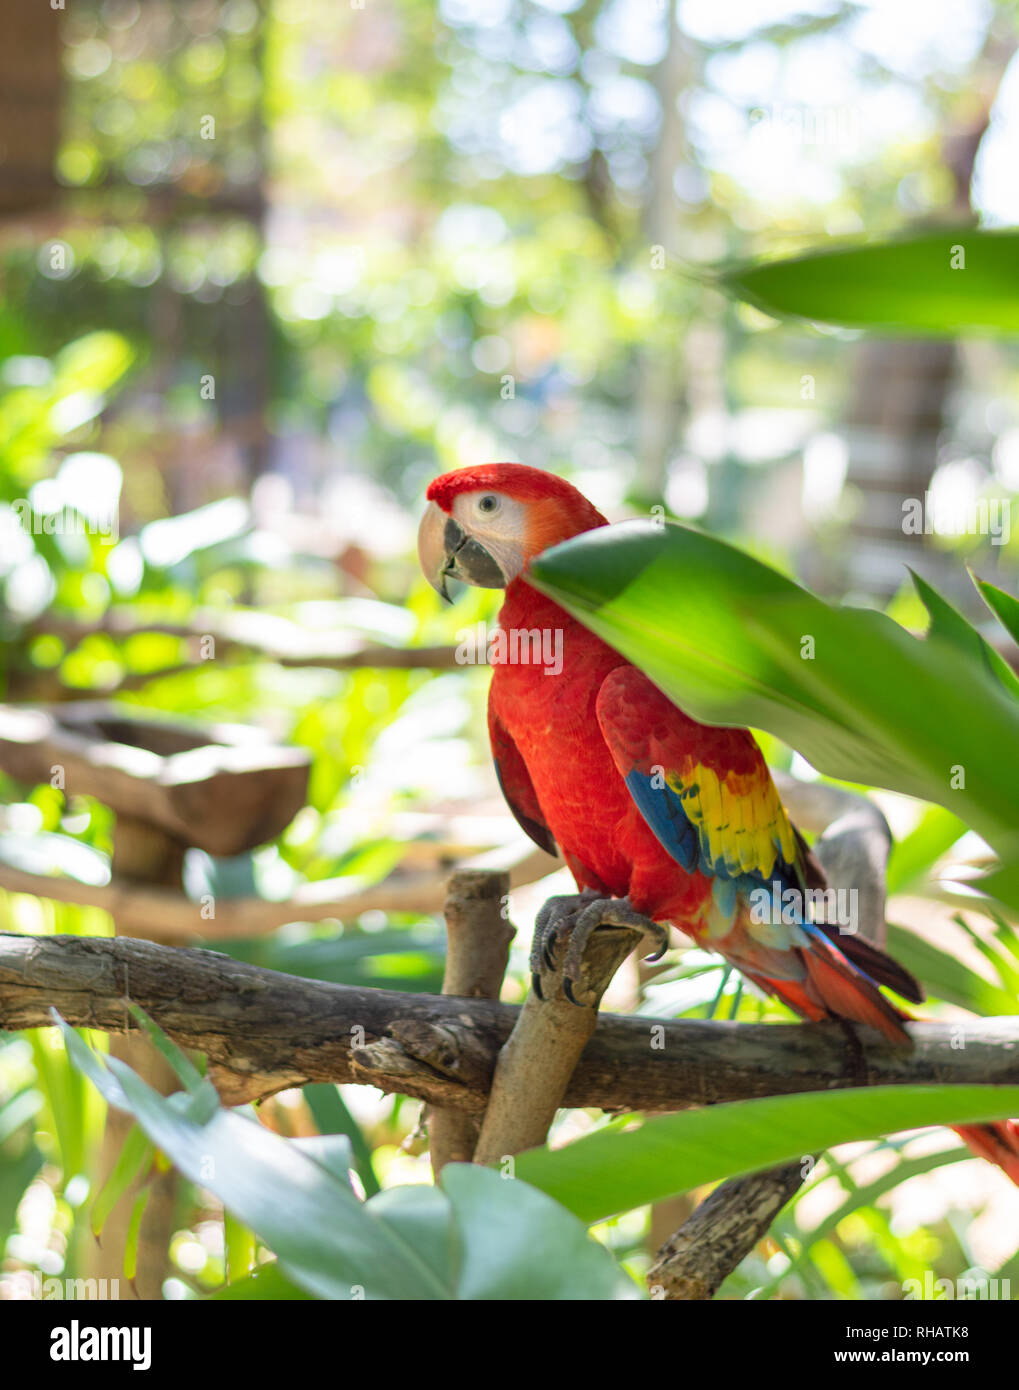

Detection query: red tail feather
xmin=953 ymin=1122 xmax=1019 ymax=1186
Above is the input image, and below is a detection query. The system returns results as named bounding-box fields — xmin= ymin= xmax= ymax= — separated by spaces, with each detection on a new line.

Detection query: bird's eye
xmin=477 ymin=494 xmax=500 ymax=516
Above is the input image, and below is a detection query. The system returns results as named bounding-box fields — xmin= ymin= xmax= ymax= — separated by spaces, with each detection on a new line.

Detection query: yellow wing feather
xmin=677 ymin=759 xmax=797 ymax=883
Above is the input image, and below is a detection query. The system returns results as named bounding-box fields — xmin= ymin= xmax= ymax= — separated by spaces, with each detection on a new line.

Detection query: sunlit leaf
xmin=58 ymin=1017 xmax=635 ymax=1299
xmin=718 ymin=229 xmax=1019 ymax=334
xmin=515 ymin=1085 xmax=1019 ymax=1225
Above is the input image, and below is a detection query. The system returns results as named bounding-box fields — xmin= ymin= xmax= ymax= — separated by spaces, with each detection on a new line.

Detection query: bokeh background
xmin=1 ymin=0 xmax=1018 ymax=1300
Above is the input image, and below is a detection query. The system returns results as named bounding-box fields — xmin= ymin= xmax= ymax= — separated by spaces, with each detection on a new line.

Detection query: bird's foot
xmin=530 ymin=892 xmax=669 ymax=1006
xmin=529 ymin=889 xmax=602 ymax=982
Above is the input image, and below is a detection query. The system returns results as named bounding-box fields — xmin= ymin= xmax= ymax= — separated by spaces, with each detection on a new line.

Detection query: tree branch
xmin=26 ymin=611 xmax=458 ymax=673
xmin=2 ymin=932 xmax=1015 ymax=1109
xmin=647 ymin=1160 xmax=809 ymax=1300
xmin=0 ymin=844 xmax=557 ymax=941
xmin=473 ymin=925 xmax=642 ymax=1166
xmin=428 ymin=870 xmax=513 ymax=1173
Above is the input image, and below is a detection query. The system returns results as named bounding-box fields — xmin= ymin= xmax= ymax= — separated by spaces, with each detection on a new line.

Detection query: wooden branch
xmin=473 ymin=926 xmax=641 ymax=1166
xmin=429 ymin=871 xmax=513 ymax=1174
xmin=26 ymin=611 xmax=458 ymax=673
xmin=3 ymin=933 xmax=1013 ymax=1111
xmin=0 ymin=703 xmax=309 ymax=857
xmin=0 ymin=843 xmax=557 ymax=941
xmin=647 ymin=1160 xmax=808 ymax=1300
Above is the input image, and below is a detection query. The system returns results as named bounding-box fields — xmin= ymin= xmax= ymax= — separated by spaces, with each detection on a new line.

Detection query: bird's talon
xmin=641 ymin=923 xmax=671 ymax=963
xmin=562 ymin=974 xmax=594 ymax=1008
xmin=529 ymin=892 xmax=666 ymax=1003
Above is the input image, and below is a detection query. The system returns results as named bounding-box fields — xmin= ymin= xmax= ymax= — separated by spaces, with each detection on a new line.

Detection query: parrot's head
xmin=418 ymin=463 xmax=607 ymax=601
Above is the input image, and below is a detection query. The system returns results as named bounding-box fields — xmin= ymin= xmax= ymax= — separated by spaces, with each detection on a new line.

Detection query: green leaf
xmin=989 ymin=911 xmax=1019 ymax=968
xmin=0 ymin=1086 xmax=43 ymax=1145
xmin=223 ymin=1211 xmax=258 ymax=1286
xmin=975 ymin=577 xmax=1019 ymax=648
xmin=56 ymin=1020 xmax=433 ymax=1299
xmin=289 ymin=1134 xmax=356 ymax=1187
xmin=885 ymin=806 xmax=967 ymax=896
xmin=952 ymin=914 xmax=1019 ymax=997
xmin=514 ymin=1085 xmax=1019 ymax=1225
xmin=102 ymin=1054 xmax=429 ymax=1300
xmin=90 ymin=1122 xmax=154 ymax=1239
xmin=884 ymin=924 xmax=1019 ymax=1016
xmin=123 ymin=1186 xmax=150 ymax=1282
xmin=303 ymin=1084 xmax=380 ymax=1197
xmin=0 ymin=1143 xmax=43 ymax=1247
xmin=29 ymin=1030 xmax=88 ymax=1180
xmin=753 ymin=1146 xmax=967 ymax=1297
xmin=910 ymin=569 xmax=1019 ymax=701
xmin=208 ymin=1263 xmax=312 ymax=1300
xmin=718 ymin=229 xmax=1019 ymax=334
xmin=528 ymin=522 xmax=1019 ymax=861
xmin=440 ymin=1163 xmax=638 ymax=1299
xmin=58 ymin=1015 xmax=635 ymax=1300
xmin=126 ymin=1003 xmax=205 ymax=1093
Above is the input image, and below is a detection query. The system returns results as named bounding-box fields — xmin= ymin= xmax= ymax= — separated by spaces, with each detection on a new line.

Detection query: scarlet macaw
xmin=418 ymin=461 xmax=1019 ymax=1183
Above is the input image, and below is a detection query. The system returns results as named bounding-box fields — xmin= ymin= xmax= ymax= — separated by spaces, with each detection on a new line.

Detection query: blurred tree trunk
xmin=634 ymin=13 xmax=695 ymax=503
xmin=219 ymin=1 xmax=272 ymax=487
xmin=0 ymin=0 xmax=62 ymax=219
xmin=837 ymin=27 xmax=1016 ymax=604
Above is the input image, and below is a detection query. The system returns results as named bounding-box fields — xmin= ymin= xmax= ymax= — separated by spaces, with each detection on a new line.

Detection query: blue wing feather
xmin=623 ymin=768 xmax=799 ymax=902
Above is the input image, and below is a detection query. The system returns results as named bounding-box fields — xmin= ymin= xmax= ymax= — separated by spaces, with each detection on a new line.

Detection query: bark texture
xmin=2 ymin=933 xmax=1015 ymax=1110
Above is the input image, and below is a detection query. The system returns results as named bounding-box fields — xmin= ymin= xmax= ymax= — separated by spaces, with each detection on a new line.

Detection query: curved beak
xmin=417 ymin=501 xmax=506 ymax=602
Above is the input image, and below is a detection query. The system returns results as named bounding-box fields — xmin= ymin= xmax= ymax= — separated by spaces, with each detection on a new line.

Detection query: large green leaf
xmin=208 ymin=1263 xmax=312 ymax=1300
xmin=529 ymin=522 xmax=1019 ymax=863
xmin=515 ymin=1085 xmax=1019 ymax=1226
xmin=303 ymin=1083 xmax=380 ymax=1198
xmin=440 ymin=1163 xmax=636 ymax=1300
xmin=718 ymin=229 xmax=1019 ymax=334
xmin=57 ymin=1013 xmax=634 ymax=1300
